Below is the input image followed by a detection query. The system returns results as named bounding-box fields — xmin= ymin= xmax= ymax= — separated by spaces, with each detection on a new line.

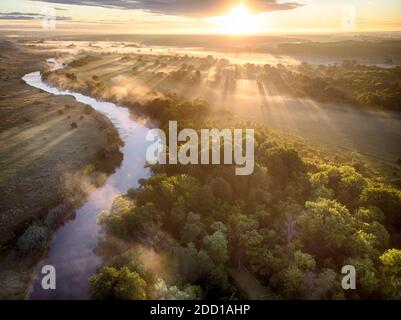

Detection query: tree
xmin=355 ymin=206 xmax=384 ymax=223
xmin=106 ymin=201 xmax=162 ymax=239
xmin=169 ymin=196 xmax=188 ymax=232
xmin=187 ymin=184 xmax=215 ymax=215
xmin=379 ymin=249 xmax=401 ymax=299
xmin=261 ymin=146 xmax=305 ymax=188
xmin=17 ymin=224 xmax=49 ymax=253
xmin=211 ymin=221 xmax=228 ymax=234
xmin=278 ymin=265 xmax=304 ymax=298
xmin=90 ymin=266 xmax=147 ymax=300
xmin=108 ymin=249 xmax=151 ymax=282
xmin=331 ymin=166 xmax=367 ymax=210
xmin=272 ymin=250 xmax=316 ymax=299
xmin=152 ymin=278 xmax=201 ymax=300
xmin=358 ymin=221 xmax=389 ymax=256
xmin=299 ymin=269 xmax=340 ymax=299
xmin=361 ymin=185 xmax=401 ymax=228
xmin=205 ymin=264 xmax=233 ymax=299
xmin=298 ymin=199 xmax=356 ymax=261
xmin=293 ymin=250 xmax=316 ymax=271
xmin=203 ymin=231 xmax=229 ymax=264
xmin=344 ymin=257 xmax=379 ymax=297
xmin=180 ymin=212 xmax=205 ymax=244
xmin=210 ymin=177 xmax=232 ymax=202
xmin=173 ymin=243 xmax=214 ymax=283
xmin=237 ymin=229 xmax=275 ymax=275
xmin=310 ymin=165 xmax=367 ymax=210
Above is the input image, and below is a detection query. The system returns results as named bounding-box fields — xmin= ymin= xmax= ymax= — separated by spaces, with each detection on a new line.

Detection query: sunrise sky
xmin=0 ymin=0 xmax=400 ymax=34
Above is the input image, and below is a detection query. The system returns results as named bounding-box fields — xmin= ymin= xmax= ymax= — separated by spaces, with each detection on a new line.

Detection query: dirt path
xmin=229 ymin=267 xmax=280 ymax=300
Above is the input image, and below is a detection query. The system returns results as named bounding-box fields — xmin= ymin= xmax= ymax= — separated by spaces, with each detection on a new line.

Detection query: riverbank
xmin=0 ymin=41 xmax=123 ymax=299
xmin=23 ymin=55 xmax=151 ymax=300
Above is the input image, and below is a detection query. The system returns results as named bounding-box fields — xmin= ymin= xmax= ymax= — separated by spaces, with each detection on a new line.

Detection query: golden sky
xmin=0 ymin=0 xmax=400 ymax=34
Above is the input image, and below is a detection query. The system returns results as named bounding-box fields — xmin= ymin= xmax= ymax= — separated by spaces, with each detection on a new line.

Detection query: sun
xmin=216 ymin=3 xmax=261 ymax=35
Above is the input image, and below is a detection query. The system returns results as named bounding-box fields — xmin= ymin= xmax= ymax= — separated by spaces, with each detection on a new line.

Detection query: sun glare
xmin=216 ymin=4 xmax=261 ymax=35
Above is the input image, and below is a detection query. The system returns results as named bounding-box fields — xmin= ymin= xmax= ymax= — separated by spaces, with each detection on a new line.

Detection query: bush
xmin=65 ymin=72 xmax=77 ymax=81
xmin=45 ymin=203 xmax=72 ymax=228
xmin=84 ymin=105 xmax=93 ymax=115
xmin=17 ymin=224 xmax=49 ymax=253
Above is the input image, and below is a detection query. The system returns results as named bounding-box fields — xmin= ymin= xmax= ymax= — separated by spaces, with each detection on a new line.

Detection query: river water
xmin=22 ymin=59 xmax=151 ymax=299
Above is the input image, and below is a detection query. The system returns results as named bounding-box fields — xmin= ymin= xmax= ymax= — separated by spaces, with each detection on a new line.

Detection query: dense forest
xmin=260 ymin=61 xmax=401 ymax=111
xmin=89 ymin=95 xmax=401 ymax=300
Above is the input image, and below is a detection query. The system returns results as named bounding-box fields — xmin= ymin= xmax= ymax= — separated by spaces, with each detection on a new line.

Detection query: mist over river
xmin=23 ymin=59 xmax=151 ymax=299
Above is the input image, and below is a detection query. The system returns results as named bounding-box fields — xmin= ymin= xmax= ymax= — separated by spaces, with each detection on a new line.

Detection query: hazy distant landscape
xmin=30 ymin=38 xmax=401 ymax=162
xmin=0 ymin=0 xmax=401 ymax=303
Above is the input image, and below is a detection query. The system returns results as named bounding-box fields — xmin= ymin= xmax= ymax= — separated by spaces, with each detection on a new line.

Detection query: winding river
xmin=23 ymin=59 xmax=151 ymax=299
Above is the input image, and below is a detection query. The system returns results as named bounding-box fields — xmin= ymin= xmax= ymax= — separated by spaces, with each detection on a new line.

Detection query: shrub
xmin=45 ymin=203 xmax=72 ymax=228
xmin=83 ymin=164 xmax=96 ymax=176
xmin=17 ymin=225 xmax=49 ymax=252
xmin=84 ymin=105 xmax=93 ymax=115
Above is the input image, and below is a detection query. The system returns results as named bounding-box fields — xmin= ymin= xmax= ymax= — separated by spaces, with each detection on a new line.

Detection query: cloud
xmin=0 ymin=12 xmax=71 ymax=20
xmin=29 ymin=0 xmax=303 ymax=17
